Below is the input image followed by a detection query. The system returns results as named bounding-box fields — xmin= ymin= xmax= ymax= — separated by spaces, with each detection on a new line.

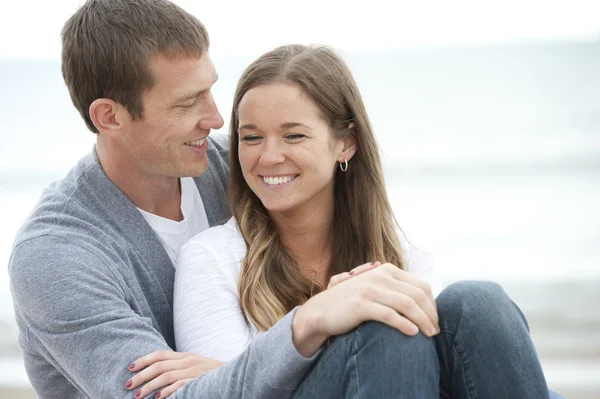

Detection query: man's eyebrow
xmin=173 ymin=74 xmax=219 ymax=103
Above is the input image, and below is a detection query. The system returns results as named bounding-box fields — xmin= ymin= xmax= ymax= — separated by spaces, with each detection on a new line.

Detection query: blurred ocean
xmin=1 ymin=40 xmax=599 ymax=397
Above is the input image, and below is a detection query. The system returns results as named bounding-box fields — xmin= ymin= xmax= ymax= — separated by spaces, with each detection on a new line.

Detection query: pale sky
xmin=0 ymin=0 xmax=599 ymax=58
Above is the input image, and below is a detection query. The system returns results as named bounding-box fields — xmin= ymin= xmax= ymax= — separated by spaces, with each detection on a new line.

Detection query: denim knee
xmin=355 ymin=321 xmax=437 ymax=362
xmin=437 ymin=280 xmax=526 ymax=333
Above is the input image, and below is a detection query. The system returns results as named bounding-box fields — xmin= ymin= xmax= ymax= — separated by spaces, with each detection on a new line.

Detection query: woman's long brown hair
xmin=229 ymin=45 xmax=405 ymax=331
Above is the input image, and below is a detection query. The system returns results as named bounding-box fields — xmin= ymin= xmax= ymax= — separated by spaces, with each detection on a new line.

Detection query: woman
xmin=174 ymin=44 xmax=442 ymax=361
xmin=131 ymin=44 xmax=559 ymax=398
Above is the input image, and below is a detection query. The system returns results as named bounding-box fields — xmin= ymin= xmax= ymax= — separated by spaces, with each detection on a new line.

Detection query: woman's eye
xmin=285 ymin=134 xmax=306 ymax=141
xmin=240 ymin=135 xmax=262 ymax=143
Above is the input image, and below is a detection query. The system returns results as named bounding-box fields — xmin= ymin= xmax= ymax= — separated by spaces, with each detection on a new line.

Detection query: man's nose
xmin=198 ymin=95 xmax=224 ymax=130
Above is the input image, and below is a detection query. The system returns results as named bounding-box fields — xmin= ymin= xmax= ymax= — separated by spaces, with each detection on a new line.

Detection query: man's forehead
xmin=149 ymin=52 xmax=214 ymax=77
xmin=146 ymin=52 xmax=217 ymax=96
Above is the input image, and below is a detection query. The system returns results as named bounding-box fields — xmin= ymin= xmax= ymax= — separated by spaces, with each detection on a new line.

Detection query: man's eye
xmin=180 ymin=98 xmax=198 ymax=108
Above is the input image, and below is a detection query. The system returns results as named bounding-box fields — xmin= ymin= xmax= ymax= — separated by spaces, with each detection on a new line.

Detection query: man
xmin=9 ymin=1 xmax=561 ymax=398
xmin=7 ymin=0 xmax=432 ymax=397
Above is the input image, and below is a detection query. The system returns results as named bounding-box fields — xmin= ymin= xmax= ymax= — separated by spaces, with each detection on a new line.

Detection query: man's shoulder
xmin=207 ymin=133 xmax=228 ymax=152
xmin=12 ymin=152 xmax=101 ymax=244
xmin=10 ymin=149 xmax=136 ymax=271
xmin=206 ymin=134 xmax=229 ymax=167
xmin=193 ymin=134 xmax=231 ymax=226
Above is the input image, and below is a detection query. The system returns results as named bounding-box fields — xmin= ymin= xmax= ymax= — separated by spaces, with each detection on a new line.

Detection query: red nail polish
xmin=125 ymin=380 xmax=132 ymax=389
xmin=134 ymin=390 xmax=141 ymax=398
xmin=155 ymin=393 xmax=161 ymax=398
xmin=128 ymin=362 xmax=136 ymax=370
xmin=348 ymin=270 xmax=355 ymax=275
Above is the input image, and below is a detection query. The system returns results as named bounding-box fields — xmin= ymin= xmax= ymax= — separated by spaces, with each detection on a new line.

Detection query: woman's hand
xmin=125 ymin=351 xmax=222 ymax=398
xmin=327 ymin=261 xmax=381 ymax=289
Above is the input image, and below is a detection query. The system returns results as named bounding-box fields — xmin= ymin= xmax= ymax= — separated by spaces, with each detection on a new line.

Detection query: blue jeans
xmin=292 ymin=281 xmax=564 ymax=398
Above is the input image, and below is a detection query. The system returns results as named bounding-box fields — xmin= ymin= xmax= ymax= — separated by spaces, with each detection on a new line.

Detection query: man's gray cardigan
xmin=9 ymin=135 xmax=316 ymax=398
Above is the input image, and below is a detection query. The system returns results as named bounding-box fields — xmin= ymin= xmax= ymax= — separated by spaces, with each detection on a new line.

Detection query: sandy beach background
xmin=2 ymin=40 xmax=599 ymax=398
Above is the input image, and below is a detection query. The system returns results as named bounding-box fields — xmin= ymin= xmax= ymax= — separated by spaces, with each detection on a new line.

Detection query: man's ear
xmin=89 ymin=98 xmax=125 ymax=137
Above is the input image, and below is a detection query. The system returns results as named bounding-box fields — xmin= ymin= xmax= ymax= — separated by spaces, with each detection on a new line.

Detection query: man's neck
xmin=96 ymin=141 xmax=183 ymax=221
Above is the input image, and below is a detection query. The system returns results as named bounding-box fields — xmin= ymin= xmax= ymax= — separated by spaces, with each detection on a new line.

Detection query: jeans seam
xmin=352 ymin=330 xmax=360 ymax=399
xmin=451 ymin=336 xmax=477 ymax=399
xmin=292 ymin=336 xmax=351 ymax=397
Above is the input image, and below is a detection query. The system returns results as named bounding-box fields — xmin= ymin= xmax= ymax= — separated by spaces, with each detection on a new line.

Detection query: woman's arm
xmin=406 ymin=245 xmax=443 ymax=298
xmin=173 ymin=235 xmax=254 ymax=361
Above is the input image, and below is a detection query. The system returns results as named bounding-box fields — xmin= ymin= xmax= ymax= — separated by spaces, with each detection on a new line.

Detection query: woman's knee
xmin=355 ymin=321 xmax=437 ymax=360
xmin=439 ymin=280 xmax=507 ymax=305
xmin=437 ymin=280 xmax=526 ymax=331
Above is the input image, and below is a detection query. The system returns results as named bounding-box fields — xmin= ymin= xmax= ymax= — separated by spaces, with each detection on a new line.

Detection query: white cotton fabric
xmin=138 ymin=177 xmax=210 ymax=266
xmin=174 ymin=217 xmax=442 ymax=361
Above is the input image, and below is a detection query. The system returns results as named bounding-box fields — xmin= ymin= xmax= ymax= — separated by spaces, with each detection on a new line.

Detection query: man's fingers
xmin=364 ymin=283 xmax=438 ymax=337
xmin=401 ymin=273 xmax=437 ymax=313
xmin=377 ymin=263 xmax=438 ymax=325
xmin=365 ymin=302 xmax=420 ymax=336
xmin=384 ymin=263 xmax=437 ymax=313
xmin=389 ymin=280 xmax=439 ymax=330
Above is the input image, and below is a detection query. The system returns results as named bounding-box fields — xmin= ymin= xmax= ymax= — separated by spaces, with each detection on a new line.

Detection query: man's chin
xmin=180 ymin=160 xmax=209 ymax=178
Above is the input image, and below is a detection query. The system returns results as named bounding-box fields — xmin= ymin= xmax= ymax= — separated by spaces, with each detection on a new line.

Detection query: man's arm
xmin=10 ymin=235 xmax=318 ymax=398
xmin=10 ymin=235 xmax=177 ymax=398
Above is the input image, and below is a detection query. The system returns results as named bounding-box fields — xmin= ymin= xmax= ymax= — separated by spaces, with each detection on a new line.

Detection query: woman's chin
xmin=260 ymin=200 xmax=295 ymax=214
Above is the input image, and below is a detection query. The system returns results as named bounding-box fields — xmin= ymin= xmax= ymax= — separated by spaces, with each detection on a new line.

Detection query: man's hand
xmin=293 ymin=262 xmax=439 ymax=358
xmin=125 ymin=351 xmax=222 ymax=398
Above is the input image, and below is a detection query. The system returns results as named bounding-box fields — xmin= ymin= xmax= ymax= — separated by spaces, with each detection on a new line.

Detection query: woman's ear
xmin=89 ymin=98 xmax=125 ymax=137
xmin=339 ymin=130 xmax=357 ymax=162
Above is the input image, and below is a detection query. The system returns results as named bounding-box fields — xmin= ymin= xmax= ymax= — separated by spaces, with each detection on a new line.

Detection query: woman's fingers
xmin=128 ymin=350 xmax=184 ymax=373
xmin=128 ymin=359 xmax=182 ymax=390
xmin=158 ymin=378 xmax=193 ymax=398
xmin=133 ymin=369 xmax=183 ymax=398
xmin=349 ymin=261 xmax=381 ymax=277
xmin=327 ymin=272 xmax=351 ymax=289
xmin=126 ymin=353 xmax=221 ymax=397
xmin=327 ymin=261 xmax=381 ymax=289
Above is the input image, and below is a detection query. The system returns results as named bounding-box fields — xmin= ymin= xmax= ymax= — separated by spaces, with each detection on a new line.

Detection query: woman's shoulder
xmin=182 ymin=217 xmax=244 ymax=253
xmin=177 ymin=217 xmax=246 ymax=277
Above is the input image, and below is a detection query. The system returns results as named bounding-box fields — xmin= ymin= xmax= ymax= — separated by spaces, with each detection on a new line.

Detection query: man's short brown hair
xmin=61 ymin=0 xmax=209 ymax=133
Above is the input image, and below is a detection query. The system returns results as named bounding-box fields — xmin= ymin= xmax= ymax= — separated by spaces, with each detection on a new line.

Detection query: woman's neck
xmin=271 ymin=199 xmax=334 ymax=287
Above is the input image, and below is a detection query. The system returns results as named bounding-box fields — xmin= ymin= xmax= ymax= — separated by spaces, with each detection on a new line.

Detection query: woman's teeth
xmin=262 ymin=175 xmax=297 ymax=186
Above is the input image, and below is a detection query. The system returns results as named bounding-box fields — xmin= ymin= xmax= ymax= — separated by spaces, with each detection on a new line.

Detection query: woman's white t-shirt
xmin=173 ymin=217 xmax=442 ymax=362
